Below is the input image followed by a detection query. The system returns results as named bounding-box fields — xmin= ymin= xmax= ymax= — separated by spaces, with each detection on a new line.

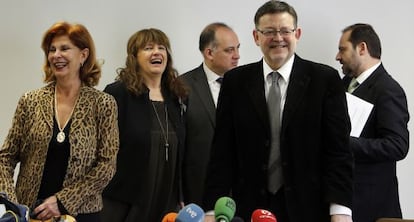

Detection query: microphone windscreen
xmin=251 ymin=209 xmax=277 ymax=222
xmin=176 ymin=203 xmax=205 ymax=222
xmin=161 ymin=212 xmax=177 ymax=222
xmin=214 ymin=196 xmax=236 ymax=222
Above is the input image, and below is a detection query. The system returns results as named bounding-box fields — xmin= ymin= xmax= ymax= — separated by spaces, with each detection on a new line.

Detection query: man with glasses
xmin=202 ymin=1 xmax=353 ymax=222
xmin=337 ymin=23 xmax=409 ymax=222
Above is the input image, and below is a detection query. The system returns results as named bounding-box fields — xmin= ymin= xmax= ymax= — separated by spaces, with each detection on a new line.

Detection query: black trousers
xmin=76 ymin=212 xmax=101 ymax=222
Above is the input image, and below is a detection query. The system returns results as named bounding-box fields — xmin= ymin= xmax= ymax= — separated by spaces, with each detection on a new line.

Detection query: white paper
xmin=0 ymin=204 xmax=6 ymax=216
xmin=346 ymin=92 xmax=373 ymax=137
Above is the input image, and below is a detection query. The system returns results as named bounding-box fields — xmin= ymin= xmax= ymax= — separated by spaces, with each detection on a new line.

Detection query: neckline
xmin=54 ymin=86 xmax=79 ymax=143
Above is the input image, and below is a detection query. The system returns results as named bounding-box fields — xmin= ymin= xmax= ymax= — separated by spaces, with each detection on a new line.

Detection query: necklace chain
xmin=151 ymin=101 xmax=169 ymax=161
xmin=54 ymin=86 xmax=77 ymax=143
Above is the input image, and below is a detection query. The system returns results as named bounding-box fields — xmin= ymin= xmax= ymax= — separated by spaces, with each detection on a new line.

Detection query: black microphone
xmin=231 ymin=216 xmax=244 ymax=222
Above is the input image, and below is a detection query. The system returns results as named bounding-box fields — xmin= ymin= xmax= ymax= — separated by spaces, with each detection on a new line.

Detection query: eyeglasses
xmin=256 ymin=28 xmax=296 ymax=38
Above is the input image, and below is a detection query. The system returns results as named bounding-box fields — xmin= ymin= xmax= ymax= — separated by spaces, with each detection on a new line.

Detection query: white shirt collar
xmin=203 ymin=62 xmax=222 ymax=83
xmin=355 ymin=62 xmax=381 ymax=84
xmin=262 ymin=54 xmax=294 ymax=83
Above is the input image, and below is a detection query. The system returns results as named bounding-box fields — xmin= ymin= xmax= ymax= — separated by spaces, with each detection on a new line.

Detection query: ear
xmin=80 ymin=48 xmax=90 ymax=64
xmin=253 ymin=29 xmax=260 ymax=46
xmin=357 ymin=42 xmax=368 ymax=56
xmin=204 ymin=48 xmax=214 ymax=60
xmin=294 ymin=27 xmax=302 ymax=40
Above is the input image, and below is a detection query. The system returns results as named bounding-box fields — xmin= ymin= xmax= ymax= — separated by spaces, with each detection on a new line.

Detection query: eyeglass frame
xmin=256 ymin=28 xmax=296 ymax=38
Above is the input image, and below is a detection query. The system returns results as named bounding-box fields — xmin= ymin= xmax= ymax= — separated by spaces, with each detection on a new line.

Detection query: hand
xmin=32 ymin=196 xmax=61 ymax=220
xmin=204 ymin=215 xmax=215 ymax=222
xmin=331 ymin=214 xmax=352 ymax=222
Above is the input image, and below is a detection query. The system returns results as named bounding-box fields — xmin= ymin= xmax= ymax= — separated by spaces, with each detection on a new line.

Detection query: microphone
xmin=175 ymin=203 xmax=205 ymax=222
xmin=231 ymin=216 xmax=244 ymax=222
xmin=161 ymin=212 xmax=177 ymax=222
xmin=251 ymin=209 xmax=277 ymax=222
xmin=214 ymin=196 xmax=236 ymax=222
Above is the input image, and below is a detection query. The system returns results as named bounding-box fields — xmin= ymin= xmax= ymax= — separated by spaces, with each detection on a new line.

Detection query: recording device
xmin=175 ymin=203 xmax=205 ymax=222
xmin=214 ymin=196 xmax=236 ymax=222
xmin=251 ymin=209 xmax=277 ymax=222
xmin=161 ymin=212 xmax=177 ymax=222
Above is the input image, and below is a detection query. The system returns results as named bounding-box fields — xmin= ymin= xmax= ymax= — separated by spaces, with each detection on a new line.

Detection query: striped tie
xmin=267 ymin=72 xmax=283 ymax=194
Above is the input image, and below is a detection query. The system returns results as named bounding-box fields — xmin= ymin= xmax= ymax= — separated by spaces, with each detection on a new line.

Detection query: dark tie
xmin=216 ymin=77 xmax=223 ymax=85
xmin=348 ymin=78 xmax=359 ymax=93
xmin=267 ymin=72 xmax=283 ymax=194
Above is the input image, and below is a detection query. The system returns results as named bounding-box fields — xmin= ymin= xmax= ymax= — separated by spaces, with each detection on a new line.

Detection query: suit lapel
xmin=282 ymin=57 xmax=311 ymax=130
xmin=70 ymin=86 xmax=93 ymax=135
xmin=191 ymin=66 xmax=216 ymax=126
xmin=245 ymin=61 xmax=269 ymax=131
xmin=39 ymin=84 xmax=55 ymax=129
xmin=352 ymin=64 xmax=384 ymax=97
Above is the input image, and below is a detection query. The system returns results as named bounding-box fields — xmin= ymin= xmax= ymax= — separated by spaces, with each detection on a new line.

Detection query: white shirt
xmin=354 ymin=62 xmax=381 ymax=85
xmin=203 ymin=62 xmax=222 ymax=107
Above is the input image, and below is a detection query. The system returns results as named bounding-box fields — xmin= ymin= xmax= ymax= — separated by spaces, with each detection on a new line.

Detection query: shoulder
xmin=103 ymin=81 xmax=130 ymax=99
xmin=225 ymin=61 xmax=262 ymax=79
xmin=18 ymin=84 xmax=53 ymax=105
xmin=372 ymin=67 xmax=406 ymax=95
xmin=81 ymin=86 xmax=117 ymax=107
xmin=104 ymin=81 xmax=125 ymax=93
xmin=295 ymin=56 xmax=337 ymax=74
xmin=180 ymin=65 xmax=204 ymax=80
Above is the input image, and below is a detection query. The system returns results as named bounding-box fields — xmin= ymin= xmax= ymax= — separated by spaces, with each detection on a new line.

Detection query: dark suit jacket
xmin=102 ymin=81 xmax=186 ymax=206
xmin=203 ymin=55 xmax=353 ymax=222
xmin=343 ymin=64 xmax=409 ymax=222
xmin=180 ymin=64 xmax=217 ymax=205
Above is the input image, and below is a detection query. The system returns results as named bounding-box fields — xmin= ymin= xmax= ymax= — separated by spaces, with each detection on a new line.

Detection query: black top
xmin=145 ymin=100 xmax=179 ymax=221
xmin=37 ymin=117 xmax=70 ymax=200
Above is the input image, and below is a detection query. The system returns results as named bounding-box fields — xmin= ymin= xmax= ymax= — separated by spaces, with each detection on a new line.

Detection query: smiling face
xmin=136 ymin=42 xmax=168 ymax=78
xmin=253 ymin=12 xmax=301 ymax=70
xmin=47 ymin=35 xmax=89 ymax=81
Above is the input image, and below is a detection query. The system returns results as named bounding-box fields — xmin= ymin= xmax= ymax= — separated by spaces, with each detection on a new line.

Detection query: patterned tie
xmin=348 ymin=78 xmax=359 ymax=93
xmin=267 ymin=72 xmax=283 ymax=193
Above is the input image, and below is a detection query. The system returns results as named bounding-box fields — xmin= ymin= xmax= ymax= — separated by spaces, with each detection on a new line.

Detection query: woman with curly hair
xmin=101 ymin=28 xmax=188 ymax=222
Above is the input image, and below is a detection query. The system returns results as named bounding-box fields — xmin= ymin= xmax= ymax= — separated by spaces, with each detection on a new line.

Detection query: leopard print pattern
xmin=0 ymin=83 xmax=119 ymax=216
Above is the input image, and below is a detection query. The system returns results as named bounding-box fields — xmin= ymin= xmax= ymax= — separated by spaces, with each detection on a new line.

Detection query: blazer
xmin=0 ymin=83 xmax=119 ymax=216
xmin=343 ymin=64 xmax=409 ymax=222
xmin=203 ymin=55 xmax=354 ymax=222
xmin=102 ymin=81 xmax=186 ymax=205
xmin=180 ymin=64 xmax=216 ymax=205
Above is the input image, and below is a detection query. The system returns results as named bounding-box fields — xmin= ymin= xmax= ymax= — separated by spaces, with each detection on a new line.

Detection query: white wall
xmin=1 ymin=0 xmax=413 ymax=217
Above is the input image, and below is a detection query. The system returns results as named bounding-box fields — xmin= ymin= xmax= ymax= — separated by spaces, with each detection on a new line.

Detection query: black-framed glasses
xmin=256 ymin=28 xmax=296 ymax=38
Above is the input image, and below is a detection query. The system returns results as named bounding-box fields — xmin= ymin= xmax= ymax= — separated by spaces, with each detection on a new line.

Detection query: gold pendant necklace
xmin=151 ymin=101 xmax=169 ymax=161
xmin=54 ymin=86 xmax=77 ymax=143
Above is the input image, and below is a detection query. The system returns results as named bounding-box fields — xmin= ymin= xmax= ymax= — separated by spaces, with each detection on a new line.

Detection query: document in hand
xmin=345 ymin=92 xmax=373 ymax=137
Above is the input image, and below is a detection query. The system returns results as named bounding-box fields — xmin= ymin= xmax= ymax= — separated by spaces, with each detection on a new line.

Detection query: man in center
xmin=180 ymin=22 xmax=240 ymax=205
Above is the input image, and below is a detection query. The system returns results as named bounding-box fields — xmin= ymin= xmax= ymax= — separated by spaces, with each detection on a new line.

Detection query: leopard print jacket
xmin=0 ymin=83 xmax=119 ymax=216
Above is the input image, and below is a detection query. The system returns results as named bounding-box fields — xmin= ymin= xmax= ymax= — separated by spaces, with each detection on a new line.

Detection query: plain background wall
xmin=1 ymin=0 xmax=413 ymax=217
